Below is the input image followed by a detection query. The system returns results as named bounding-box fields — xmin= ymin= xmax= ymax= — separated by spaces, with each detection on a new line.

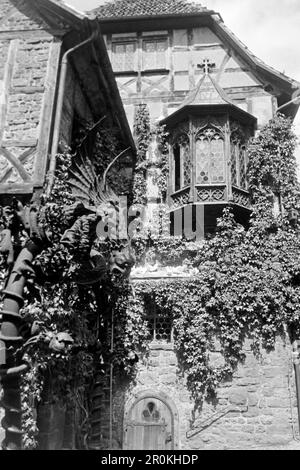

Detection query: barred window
xmin=112 ymin=41 xmax=136 ymax=72
xmin=196 ymin=128 xmax=225 ymax=185
xmin=148 ymin=305 xmax=173 ymax=343
xmin=143 ymin=39 xmax=168 ymax=70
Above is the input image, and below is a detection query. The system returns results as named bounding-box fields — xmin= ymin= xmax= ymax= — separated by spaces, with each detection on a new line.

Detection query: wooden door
xmin=124 ymin=397 xmax=174 ymax=450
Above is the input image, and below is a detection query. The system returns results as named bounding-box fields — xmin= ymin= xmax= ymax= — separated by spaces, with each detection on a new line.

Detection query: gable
xmin=0 ymin=0 xmax=51 ymax=32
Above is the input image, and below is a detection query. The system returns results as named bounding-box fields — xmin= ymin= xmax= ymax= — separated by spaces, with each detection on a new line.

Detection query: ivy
xmin=132 ymin=104 xmax=151 ymax=205
xmin=114 ymin=114 xmax=300 ymax=407
xmin=17 ymin=109 xmax=300 ymax=443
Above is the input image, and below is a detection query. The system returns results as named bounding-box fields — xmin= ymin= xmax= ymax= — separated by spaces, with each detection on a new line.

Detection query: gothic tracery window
xmin=230 ymin=130 xmax=247 ymax=190
xmin=239 ymin=145 xmax=247 ymax=189
xmin=196 ymin=128 xmax=225 ymax=185
xmin=173 ymin=134 xmax=191 ymax=191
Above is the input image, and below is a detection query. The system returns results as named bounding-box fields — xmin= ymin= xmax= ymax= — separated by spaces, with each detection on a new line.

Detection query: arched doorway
xmin=123 ymin=390 xmax=179 ymax=450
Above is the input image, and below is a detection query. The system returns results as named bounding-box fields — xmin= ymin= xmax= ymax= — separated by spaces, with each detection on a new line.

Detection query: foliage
xmin=247 ymin=113 xmax=300 ymax=222
xmin=16 ymin=124 xmax=139 ymax=448
xmin=132 ymin=104 xmax=151 ymax=205
xmin=120 ymin=114 xmax=300 ymax=406
xmin=152 ymin=124 xmax=169 ymax=201
xmin=8 ymin=109 xmax=300 ymax=445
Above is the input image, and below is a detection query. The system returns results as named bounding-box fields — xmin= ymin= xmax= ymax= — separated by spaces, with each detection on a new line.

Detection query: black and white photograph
xmin=0 ymin=0 xmax=300 ymax=454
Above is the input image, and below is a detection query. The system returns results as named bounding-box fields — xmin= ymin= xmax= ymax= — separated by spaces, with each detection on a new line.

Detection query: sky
xmin=66 ymin=0 xmax=300 ymax=162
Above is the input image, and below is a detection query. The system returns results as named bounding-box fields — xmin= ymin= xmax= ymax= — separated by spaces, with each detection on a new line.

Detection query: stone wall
xmin=111 ymin=336 xmax=300 ymax=450
xmin=0 ymin=1 xmax=61 ymax=191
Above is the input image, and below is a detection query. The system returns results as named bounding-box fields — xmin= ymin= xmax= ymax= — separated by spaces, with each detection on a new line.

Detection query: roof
xmin=181 ymin=71 xmax=232 ymax=107
xmin=90 ymin=0 xmax=209 ymax=19
xmin=161 ymin=70 xmax=257 ymax=127
xmin=213 ymin=17 xmax=300 ymax=92
xmin=33 ymin=0 xmax=87 ymax=24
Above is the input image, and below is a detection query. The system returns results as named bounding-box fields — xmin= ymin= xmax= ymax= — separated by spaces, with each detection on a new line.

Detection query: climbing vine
xmin=132 ymin=104 xmax=151 ymax=205
xmin=6 ymin=107 xmax=300 ymax=447
xmin=115 ymin=114 xmax=300 ymax=406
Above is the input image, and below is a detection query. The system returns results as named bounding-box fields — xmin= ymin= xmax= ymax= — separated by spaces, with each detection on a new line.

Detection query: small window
xmin=147 ymin=303 xmax=173 ymax=343
xmin=112 ymin=41 xmax=136 ymax=72
xmin=143 ymin=39 xmax=168 ymax=70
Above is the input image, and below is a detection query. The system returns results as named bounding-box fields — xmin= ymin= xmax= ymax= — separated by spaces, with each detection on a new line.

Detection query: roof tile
xmin=90 ymin=0 xmax=208 ymax=19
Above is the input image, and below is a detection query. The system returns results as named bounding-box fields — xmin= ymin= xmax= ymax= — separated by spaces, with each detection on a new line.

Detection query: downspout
xmin=292 ymin=340 xmax=300 ymax=435
xmin=46 ymin=28 xmax=99 ymax=197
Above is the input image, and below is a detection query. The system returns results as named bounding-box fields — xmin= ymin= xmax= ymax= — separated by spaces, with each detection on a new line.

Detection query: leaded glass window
xmin=148 ymin=309 xmax=172 ymax=342
xmin=143 ymin=39 xmax=168 ymax=70
xmin=196 ymin=138 xmax=210 ymax=184
xmin=239 ymin=145 xmax=247 ymax=189
xmin=230 ymin=142 xmax=238 ymax=186
xmin=173 ymin=135 xmax=190 ymax=191
xmin=182 ymin=141 xmax=191 ymax=187
xmin=112 ymin=42 xmax=136 ymax=72
xmin=196 ymin=128 xmax=225 ymax=185
xmin=230 ymin=131 xmax=247 ymax=189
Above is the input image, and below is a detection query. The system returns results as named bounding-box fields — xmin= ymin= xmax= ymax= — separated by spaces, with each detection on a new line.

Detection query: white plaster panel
xmin=116 ymin=76 xmax=137 ymax=98
xmin=251 ymin=95 xmax=274 ymax=126
xmin=191 ymin=48 xmax=227 ymax=71
xmin=173 ymin=29 xmax=188 ymax=47
xmin=174 ymin=74 xmax=189 ymax=91
xmin=173 ymin=50 xmax=189 ymax=71
xmin=147 ymin=101 xmax=164 ymax=122
xmin=192 ymin=27 xmax=221 ymax=45
xmin=141 ymin=75 xmax=170 ymax=95
xmin=219 ymin=70 xmax=259 ymax=88
xmin=225 ymin=56 xmax=243 ymax=70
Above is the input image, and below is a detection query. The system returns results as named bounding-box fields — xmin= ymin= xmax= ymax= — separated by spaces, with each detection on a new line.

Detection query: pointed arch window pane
xmin=182 ymin=142 xmax=191 ymax=187
xmin=239 ymin=146 xmax=247 ymax=189
xmin=230 ymin=143 xmax=238 ymax=186
xmin=210 ymin=137 xmax=225 ymax=183
xmin=196 ymin=131 xmax=225 ymax=184
xmin=196 ymin=138 xmax=210 ymax=184
xmin=173 ymin=144 xmax=181 ymax=191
